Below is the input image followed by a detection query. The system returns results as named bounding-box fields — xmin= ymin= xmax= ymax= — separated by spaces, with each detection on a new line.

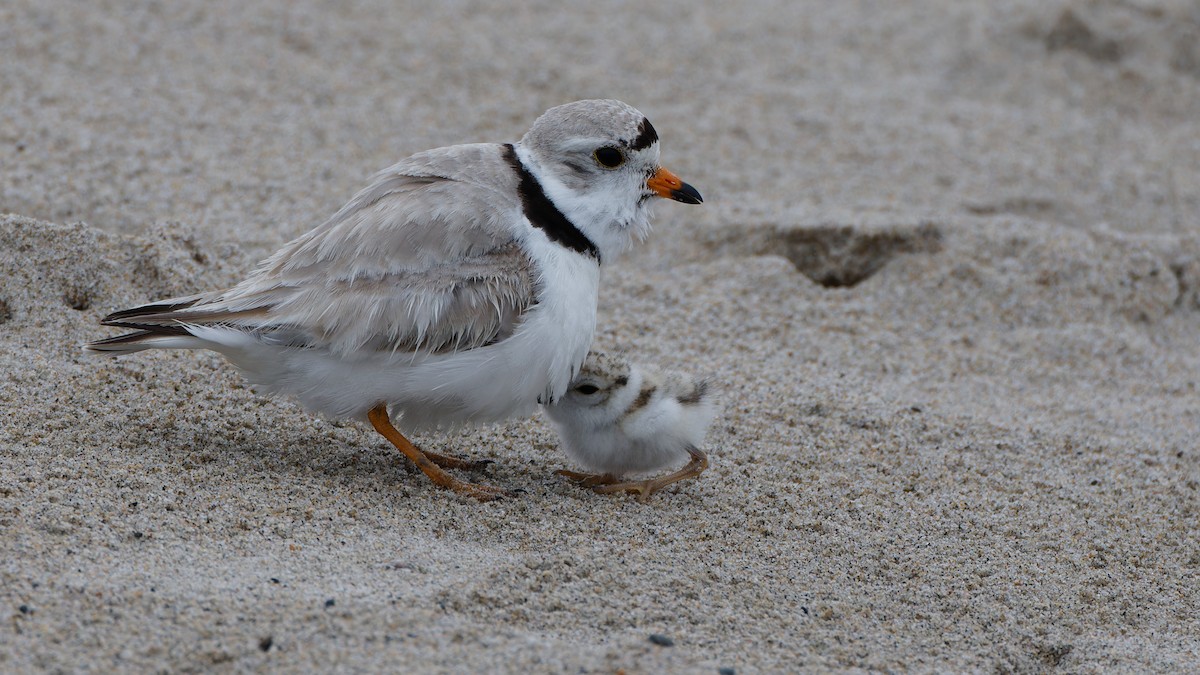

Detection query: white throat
xmin=514 ymin=144 xmax=653 ymax=264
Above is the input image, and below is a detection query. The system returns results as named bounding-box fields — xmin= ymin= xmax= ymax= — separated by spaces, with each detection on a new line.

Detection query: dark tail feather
xmin=100 ymin=296 xmax=202 ymax=327
xmin=84 ymin=326 xmax=197 ymax=354
xmin=85 ymin=330 xmax=160 ymax=354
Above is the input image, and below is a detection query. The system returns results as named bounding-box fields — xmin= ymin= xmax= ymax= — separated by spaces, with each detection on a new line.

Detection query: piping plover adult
xmin=543 ymin=352 xmax=716 ymax=500
xmin=87 ymin=99 xmax=701 ymax=501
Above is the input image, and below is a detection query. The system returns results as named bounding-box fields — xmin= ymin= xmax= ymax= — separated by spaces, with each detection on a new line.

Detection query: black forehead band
xmin=628 ymin=117 xmax=658 ymax=151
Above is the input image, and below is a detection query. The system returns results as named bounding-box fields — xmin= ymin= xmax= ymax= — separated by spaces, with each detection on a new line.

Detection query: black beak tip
xmin=671 ymin=182 xmax=703 ymax=205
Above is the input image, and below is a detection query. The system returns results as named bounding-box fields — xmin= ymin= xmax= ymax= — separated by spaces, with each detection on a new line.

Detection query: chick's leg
xmin=555 ymin=469 xmax=621 ymax=487
xmin=592 ymin=447 xmax=709 ymax=502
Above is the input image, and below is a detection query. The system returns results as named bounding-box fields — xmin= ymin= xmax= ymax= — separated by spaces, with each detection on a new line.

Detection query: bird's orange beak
xmin=647 ymin=167 xmax=703 ymax=204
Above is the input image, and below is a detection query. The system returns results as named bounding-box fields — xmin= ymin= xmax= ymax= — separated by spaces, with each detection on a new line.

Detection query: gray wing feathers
xmin=106 ymin=144 xmax=538 ymax=357
xmin=241 ymin=243 xmax=534 ymax=355
xmin=268 ymin=144 xmax=522 ymax=275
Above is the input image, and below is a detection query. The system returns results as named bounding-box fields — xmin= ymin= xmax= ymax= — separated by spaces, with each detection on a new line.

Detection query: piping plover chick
xmin=86 ymin=99 xmax=702 ymax=501
xmin=543 ymin=352 xmax=716 ymax=500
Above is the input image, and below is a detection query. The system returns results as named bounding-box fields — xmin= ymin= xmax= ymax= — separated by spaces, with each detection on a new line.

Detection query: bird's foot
xmin=442 ymin=476 xmax=519 ymax=502
xmin=570 ymin=448 xmax=710 ymax=502
xmin=555 ymin=469 xmax=621 ymax=488
xmin=424 ymin=450 xmax=495 ymax=474
xmin=367 ymin=403 xmax=517 ymax=502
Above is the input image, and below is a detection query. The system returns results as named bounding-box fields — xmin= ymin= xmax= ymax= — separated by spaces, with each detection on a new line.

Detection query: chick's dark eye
xmin=574 ymin=384 xmax=601 ymax=395
xmin=593 ymin=147 xmax=624 ymax=169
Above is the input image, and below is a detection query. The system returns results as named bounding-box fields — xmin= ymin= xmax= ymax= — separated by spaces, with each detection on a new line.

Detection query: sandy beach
xmin=2 ymin=1 xmax=1199 ymax=672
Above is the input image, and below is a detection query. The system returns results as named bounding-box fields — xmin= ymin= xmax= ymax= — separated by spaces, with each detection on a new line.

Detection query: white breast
xmin=247 ymin=231 xmax=600 ymax=430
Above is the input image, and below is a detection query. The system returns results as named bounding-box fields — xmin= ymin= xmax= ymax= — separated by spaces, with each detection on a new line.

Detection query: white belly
xmin=231 ymin=244 xmax=600 ymax=430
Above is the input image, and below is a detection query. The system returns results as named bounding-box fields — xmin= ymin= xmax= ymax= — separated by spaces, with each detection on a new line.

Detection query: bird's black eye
xmin=574 ymin=383 xmax=601 ymax=395
xmin=593 ymin=147 xmax=625 ymax=169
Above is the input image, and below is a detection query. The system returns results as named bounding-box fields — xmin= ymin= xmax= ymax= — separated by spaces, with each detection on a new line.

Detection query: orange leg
xmin=367 ymin=403 xmax=513 ymax=502
xmin=583 ymin=447 xmax=709 ymax=502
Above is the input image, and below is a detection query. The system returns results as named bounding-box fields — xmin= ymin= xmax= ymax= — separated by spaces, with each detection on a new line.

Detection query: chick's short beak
xmin=647 ymin=167 xmax=703 ymax=204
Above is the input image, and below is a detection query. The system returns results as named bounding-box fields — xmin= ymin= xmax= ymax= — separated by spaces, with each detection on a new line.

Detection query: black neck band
xmin=502 ymin=144 xmax=601 ymax=262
